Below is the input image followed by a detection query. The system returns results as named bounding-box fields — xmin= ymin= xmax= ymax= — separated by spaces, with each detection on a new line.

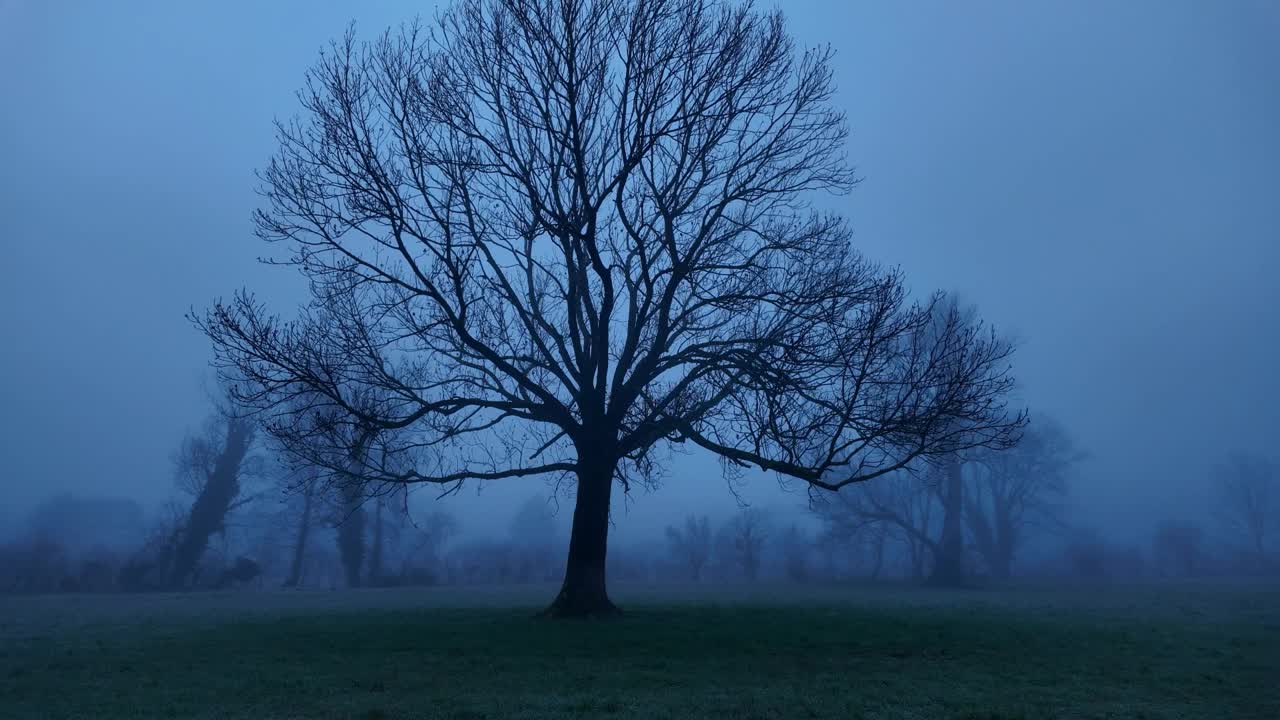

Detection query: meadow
xmin=1 ymin=581 xmax=1277 ymax=720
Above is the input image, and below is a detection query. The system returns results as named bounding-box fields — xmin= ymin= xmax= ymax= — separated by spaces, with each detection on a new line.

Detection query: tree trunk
xmin=169 ymin=419 xmax=253 ymax=589
xmin=544 ymin=458 xmax=618 ymax=618
xmin=991 ymin=512 xmax=1015 ymax=580
xmin=870 ymin=530 xmax=885 ymax=579
xmin=283 ymin=484 xmax=313 ymax=588
xmin=930 ymin=458 xmax=966 ymax=586
xmin=337 ymin=431 xmax=372 ymax=589
xmin=368 ymin=498 xmax=384 ymax=585
xmin=337 ymin=484 xmax=365 ymax=589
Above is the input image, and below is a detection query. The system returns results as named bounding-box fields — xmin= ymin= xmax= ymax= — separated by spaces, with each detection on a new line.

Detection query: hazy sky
xmin=2 ymin=0 xmax=1277 ymax=543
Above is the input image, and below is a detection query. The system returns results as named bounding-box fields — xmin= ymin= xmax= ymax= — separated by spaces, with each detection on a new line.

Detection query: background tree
xmin=915 ymin=295 xmax=986 ymax=587
xmin=965 ymin=416 xmax=1080 ymax=579
xmin=718 ymin=508 xmax=770 ymax=581
xmin=168 ymin=410 xmax=257 ymax=588
xmin=816 ymin=469 xmax=937 ymax=579
xmin=1212 ymin=453 xmax=1276 ymax=569
xmin=281 ymin=473 xmax=319 ymax=588
xmin=665 ymin=514 xmax=712 ymax=581
xmin=508 ymin=495 xmax=561 ymax=582
xmin=778 ymin=523 xmax=813 ymax=582
xmin=199 ymin=0 xmax=1023 ymax=616
xmin=399 ymin=510 xmax=459 ymax=584
xmin=366 ymin=483 xmax=415 ymax=586
xmin=929 ymin=458 xmax=967 ymax=586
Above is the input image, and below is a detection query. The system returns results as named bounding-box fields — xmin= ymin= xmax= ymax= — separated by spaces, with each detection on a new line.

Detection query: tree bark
xmin=930 ymin=458 xmax=967 ymax=586
xmin=544 ymin=458 xmax=618 ymax=618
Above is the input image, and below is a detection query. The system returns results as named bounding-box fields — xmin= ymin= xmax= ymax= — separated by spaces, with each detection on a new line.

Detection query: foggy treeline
xmin=2 ymin=394 xmax=1275 ymax=596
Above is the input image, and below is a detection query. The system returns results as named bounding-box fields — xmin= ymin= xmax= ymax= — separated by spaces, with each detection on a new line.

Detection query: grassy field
xmin=1 ymin=582 xmax=1277 ymax=719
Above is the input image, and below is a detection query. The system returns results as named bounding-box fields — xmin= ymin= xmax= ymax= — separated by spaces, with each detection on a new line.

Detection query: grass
xmin=1 ymin=582 xmax=1277 ymax=719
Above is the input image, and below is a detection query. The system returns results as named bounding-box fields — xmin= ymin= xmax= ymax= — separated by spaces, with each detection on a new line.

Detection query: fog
xmin=2 ymin=0 xmax=1277 ymax=553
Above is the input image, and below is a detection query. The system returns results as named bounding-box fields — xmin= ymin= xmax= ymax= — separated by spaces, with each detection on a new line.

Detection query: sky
xmin=1 ymin=0 xmax=1277 ymax=545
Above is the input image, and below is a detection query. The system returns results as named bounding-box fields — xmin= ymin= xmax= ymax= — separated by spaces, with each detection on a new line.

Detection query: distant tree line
xmin=2 ymin=393 xmax=1276 ymax=594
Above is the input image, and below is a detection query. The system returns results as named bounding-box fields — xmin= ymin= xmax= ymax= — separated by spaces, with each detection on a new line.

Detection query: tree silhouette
xmin=198 ymin=0 xmax=1023 ymax=616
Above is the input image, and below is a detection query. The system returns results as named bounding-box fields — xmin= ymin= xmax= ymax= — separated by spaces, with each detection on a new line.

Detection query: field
xmin=1 ymin=582 xmax=1277 ymax=720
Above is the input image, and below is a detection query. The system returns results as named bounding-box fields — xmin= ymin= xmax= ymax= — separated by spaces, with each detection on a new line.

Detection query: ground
xmin=1 ymin=582 xmax=1277 ymax=719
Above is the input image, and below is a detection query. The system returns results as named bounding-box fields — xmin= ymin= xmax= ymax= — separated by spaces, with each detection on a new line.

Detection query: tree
xmin=719 ymin=508 xmax=770 ymax=581
xmin=929 ymin=458 xmax=966 ymax=586
xmin=509 ymin=495 xmax=561 ymax=582
xmin=168 ymin=411 xmax=257 ymax=588
xmin=198 ymin=0 xmax=1024 ymax=616
xmin=367 ymin=484 xmax=415 ymax=585
xmin=1152 ymin=521 xmax=1204 ymax=577
xmin=399 ymin=510 xmax=459 ymax=583
xmin=816 ymin=469 xmax=937 ymax=580
xmin=664 ymin=514 xmax=712 ymax=581
xmin=1212 ymin=453 xmax=1276 ymax=569
xmin=281 ymin=473 xmax=318 ymax=588
xmin=779 ymin=523 xmax=813 ymax=582
xmin=965 ymin=416 xmax=1080 ymax=579
xmin=915 ymin=295 xmax=986 ymax=587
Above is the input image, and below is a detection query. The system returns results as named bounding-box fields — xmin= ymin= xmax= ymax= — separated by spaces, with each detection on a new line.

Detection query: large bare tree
xmin=198 ymin=0 xmax=1023 ymax=616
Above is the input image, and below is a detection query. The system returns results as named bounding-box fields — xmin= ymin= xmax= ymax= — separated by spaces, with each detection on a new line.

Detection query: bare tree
xmin=816 ymin=469 xmax=938 ymax=579
xmin=1212 ymin=453 xmax=1276 ymax=569
xmin=965 ymin=416 xmax=1080 ymax=579
xmin=719 ymin=508 xmax=770 ymax=581
xmin=664 ymin=514 xmax=712 ymax=581
xmin=197 ymin=0 xmax=1023 ymax=616
xmin=399 ymin=510 xmax=459 ymax=583
xmin=929 ymin=458 xmax=967 ymax=586
xmin=335 ymin=486 xmax=366 ymax=588
xmin=367 ymin=495 xmax=389 ymax=584
xmin=281 ymin=474 xmax=318 ymax=588
xmin=509 ymin=495 xmax=560 ymax=582
xmin=779 ymin=523 xmax=813 ymax=581
xmin=915 ymin=295 xmax=986 ymax=587
xmin=168 ymin=411 xmax=257 ymax=589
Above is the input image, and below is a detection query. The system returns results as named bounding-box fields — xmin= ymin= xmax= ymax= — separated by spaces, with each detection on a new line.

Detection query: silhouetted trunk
xmin=337 ymin=484 xmax=365 ymax=588
xmin=966 ymin=492 xmax=1014 ymax=580
xmin=870 ymin=530 xmax=885 ymax=579
xmin=908 ymin=536 xmax=927 ymax=580
xmin=336 ymin=431 xmax=372 ymax=588
xmin=930 ymin=458 xmax=966 ymax=586
xmin=544 ymin=455 xmax=617 ymax=618
xmin=368 ymin=498 xmax=384 ymax=585
xmin=169 ymin=419 xmax=253 ymax=589
xmin=283 ymin=483 xmax=314 ymax=588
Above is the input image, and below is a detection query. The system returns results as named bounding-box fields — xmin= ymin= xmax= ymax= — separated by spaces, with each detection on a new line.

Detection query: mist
xmin=1 ymin=1 xmax=1277 ymax=717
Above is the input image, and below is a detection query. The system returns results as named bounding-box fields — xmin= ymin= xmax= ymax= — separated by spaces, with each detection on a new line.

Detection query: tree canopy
xmin=198 ymin=0 xmax=1024 ymax=615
